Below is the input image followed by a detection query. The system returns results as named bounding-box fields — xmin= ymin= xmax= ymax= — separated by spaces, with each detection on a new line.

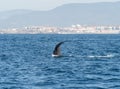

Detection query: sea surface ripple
xmin=0 ymin=34 xmax=120 ymax=89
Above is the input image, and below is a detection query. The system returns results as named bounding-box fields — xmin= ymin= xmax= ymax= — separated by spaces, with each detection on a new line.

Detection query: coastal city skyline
xmin=0 ymin=0 xmax=119 ymax=11
xmin=1 ymin=25 xmax=120 ymax=34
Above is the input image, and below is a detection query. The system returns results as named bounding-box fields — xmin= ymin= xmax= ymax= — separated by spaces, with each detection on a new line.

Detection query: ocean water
xmin=0 ymin=34 xmax=120 ymax=89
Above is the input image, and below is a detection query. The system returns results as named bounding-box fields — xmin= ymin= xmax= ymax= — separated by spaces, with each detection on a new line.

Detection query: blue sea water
xmin=0 ymin=34 xmax=120 ymax=89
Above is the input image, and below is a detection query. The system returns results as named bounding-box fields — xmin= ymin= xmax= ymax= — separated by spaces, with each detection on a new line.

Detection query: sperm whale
xmin=52 ymin=41 xmax=65 ymax=57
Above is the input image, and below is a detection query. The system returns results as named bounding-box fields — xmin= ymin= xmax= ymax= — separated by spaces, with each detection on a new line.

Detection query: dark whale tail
xmin=52 ymin=41 xmax=65 ymax=57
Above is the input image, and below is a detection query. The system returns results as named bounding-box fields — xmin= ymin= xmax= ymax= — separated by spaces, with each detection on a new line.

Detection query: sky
xmin=0 ymin=0 xmax=119 ymax=11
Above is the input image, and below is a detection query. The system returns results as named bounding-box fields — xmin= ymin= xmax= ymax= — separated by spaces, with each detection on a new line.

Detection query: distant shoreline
xmin=0 ymin=25 xmax=120 ymax=34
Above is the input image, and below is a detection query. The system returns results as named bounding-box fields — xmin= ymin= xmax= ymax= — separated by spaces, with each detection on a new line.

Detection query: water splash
xmin=88 ymin=54 xmax=115 ymax=58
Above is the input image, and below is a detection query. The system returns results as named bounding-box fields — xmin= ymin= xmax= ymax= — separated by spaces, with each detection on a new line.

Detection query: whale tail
xmin=52 ymin=41 xmax=65 ymax=57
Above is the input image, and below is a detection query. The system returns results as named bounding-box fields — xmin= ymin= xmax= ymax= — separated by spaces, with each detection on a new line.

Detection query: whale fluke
xmin=52 ymin=41 xmax=65 ymax=57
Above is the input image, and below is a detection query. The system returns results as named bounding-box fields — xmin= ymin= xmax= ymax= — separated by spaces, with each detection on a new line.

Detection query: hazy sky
xmin=0 ymin=0 xmax=119 ymax=11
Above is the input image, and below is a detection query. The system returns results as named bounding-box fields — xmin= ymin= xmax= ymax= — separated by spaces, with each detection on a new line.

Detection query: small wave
xmin=67 ymin=54 xmax=115 ymax=58
xmin=88 ymin=54 xmax=114 ymax=58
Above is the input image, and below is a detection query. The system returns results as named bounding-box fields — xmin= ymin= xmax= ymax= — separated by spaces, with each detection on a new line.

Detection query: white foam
xmin=68 ymin=54 xmax=115 ymax=58
xmin=88 ymin=54 xmax=114 ymax=58
xmin=52 ymin=54 xmax=60 ymax=57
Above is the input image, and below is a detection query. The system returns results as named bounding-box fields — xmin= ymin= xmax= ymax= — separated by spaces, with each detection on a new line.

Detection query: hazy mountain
xmin=0 ymin=1 xmax=120 ymax=28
